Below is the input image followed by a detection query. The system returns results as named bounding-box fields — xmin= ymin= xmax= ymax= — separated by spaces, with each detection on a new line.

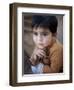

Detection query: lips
xmin=38 ymin=43 xmax=43 ymax=46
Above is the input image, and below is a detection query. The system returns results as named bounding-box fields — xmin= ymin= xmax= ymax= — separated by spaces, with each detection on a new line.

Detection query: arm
xmin=43 ymin=47 xmax=63 ymax=73
xmin=29 ymin=47 xmax=46 ymax=65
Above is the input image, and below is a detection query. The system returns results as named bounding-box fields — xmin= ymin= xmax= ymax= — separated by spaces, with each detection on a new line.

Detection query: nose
xmin=37 ymin=34 xmax=42 ymax=42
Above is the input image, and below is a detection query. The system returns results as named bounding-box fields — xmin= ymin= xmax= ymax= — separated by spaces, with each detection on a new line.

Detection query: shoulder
xmin=49 ymin=39 xmax=63 ymax=55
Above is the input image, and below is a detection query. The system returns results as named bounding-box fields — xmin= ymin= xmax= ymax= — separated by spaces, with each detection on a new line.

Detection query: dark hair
xmin=32 ymin=15 xmax=58 ymax=33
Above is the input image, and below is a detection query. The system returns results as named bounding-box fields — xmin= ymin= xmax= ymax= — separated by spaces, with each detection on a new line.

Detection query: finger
xmin=35 ymin=48 xmax=46 ymax=54
xmin=37 ymin=54 xmax=44 ymax=58
xmin=33 ymin=49 xmax=46 ymax=58
xmin=38 ymin=49 xmax=46 ymax=55
xmin=38 ymin=51 xmax=46 ymax=57
xmin=36 ymin=52 xmax=46 ymax=59
xmin=33 ymin=54 xmax=37 ymax=61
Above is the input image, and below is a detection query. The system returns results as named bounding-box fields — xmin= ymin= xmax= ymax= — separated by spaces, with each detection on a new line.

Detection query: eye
xmin=33 ymin=32 xmax=38 ymax=36
xmin=42 ymin=33 xmax=48 ymax=36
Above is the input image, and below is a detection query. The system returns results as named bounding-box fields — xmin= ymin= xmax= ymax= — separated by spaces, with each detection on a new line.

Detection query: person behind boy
xmin=29 ymin=15 xmax=63 ymax=74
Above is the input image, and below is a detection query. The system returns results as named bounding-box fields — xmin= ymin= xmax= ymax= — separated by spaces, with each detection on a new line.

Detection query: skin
xmin=30 ymin=27 xmax=55 ymax=65
xmin=33 ymin=27 xmax=53 ymax=49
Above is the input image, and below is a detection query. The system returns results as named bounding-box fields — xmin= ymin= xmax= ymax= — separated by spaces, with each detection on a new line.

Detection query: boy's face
xmin=33 ymin=27 xmax=53 ymax=49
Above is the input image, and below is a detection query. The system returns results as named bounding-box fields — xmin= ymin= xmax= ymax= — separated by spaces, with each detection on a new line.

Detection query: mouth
xmin=38 ymin=43 xmax=43 ymax=46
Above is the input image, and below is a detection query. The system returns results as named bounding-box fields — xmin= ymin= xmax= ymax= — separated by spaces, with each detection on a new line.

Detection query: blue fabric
xmin=31 ymin=63 xmax=44 ymax=74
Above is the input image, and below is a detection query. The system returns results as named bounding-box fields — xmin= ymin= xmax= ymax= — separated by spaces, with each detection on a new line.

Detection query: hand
xmin=43 ymin=57 xmax=50 ymax=65
xmin=30 ymin=48 xmax=46 ymax=65
xmin=43 ymin=65 xmax=50 ymax=73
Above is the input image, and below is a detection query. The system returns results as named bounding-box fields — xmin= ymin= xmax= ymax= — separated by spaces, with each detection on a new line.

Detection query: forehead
xmin=33 ymin=27 xmax=50 ymax=33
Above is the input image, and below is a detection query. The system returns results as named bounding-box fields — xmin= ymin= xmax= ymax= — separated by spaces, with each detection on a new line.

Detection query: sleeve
xmin=43 ymin=47 xmax=63 ymax=73
xmin=24 ymin=50 xmax=33 ymax=74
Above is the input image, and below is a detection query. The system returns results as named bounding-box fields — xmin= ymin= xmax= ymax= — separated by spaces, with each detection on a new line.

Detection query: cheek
xmin=33 ymin=35 xmax=37 ymax=44
xmin=43 ymin=36 xmax=52 ymax=45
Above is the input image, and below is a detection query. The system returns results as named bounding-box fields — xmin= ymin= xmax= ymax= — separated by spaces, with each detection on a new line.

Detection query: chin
xmin=38 ymin=45 xmax=49 ymax=49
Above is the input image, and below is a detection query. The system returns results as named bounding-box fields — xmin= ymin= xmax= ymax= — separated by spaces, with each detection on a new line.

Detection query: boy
xmin=29 ymin=15 xmax=63 ymax=74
